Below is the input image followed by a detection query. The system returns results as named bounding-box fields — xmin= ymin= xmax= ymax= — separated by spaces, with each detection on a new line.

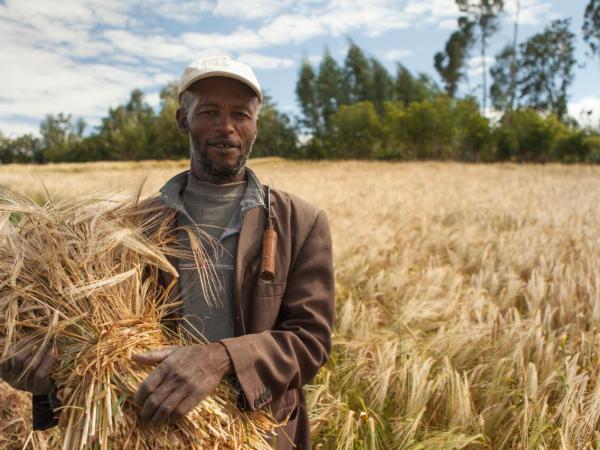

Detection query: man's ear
xmin=176 ymin=108 xmax=189 ymax=134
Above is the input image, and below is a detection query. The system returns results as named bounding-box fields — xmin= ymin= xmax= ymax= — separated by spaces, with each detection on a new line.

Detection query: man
xmin=2 ymin=56 xmax=334 ymax=450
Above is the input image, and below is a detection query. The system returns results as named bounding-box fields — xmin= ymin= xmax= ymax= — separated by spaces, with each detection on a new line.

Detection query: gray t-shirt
xmin=177 ymin=172 xmax=247 ymax=342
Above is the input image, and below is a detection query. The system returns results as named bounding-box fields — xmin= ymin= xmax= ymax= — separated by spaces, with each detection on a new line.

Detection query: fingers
xmin=14 ymin=352 xmax=38 ymax=386
xmin=135 ymin=363 xmax=169 ymax=408
xmin=30 ymin=347 xmax=57 ymax=395
xmin=147 ymin=386 xmax=188 ymax=425
xmin=169 ymin=393 xmax=202 ymax=424
xmin=132 ymin=347 xmax=175 ymax=366
xmin=139 ymin=378 xmax=175 ymax=422
xmin=0 ymin=340 xmax=55 ymax=395
xmin=4 ymin=346 xmax=37 ymax=389
xmin=11 ymin=344 xmax=32 ymax=375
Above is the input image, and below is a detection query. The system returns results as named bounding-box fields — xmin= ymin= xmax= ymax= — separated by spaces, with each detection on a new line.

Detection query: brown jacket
xmin=32 ymin=184 xmax=335 ymax=450
xmin=159 ymin=186 xmax=335 ymax=449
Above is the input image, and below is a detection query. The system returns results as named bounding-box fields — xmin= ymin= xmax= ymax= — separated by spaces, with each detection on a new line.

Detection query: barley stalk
xmin=0 ymin=189 xmax=277 ymax=449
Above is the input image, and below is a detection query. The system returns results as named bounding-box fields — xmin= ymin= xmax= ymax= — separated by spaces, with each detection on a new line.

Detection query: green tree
xmin=295 ymin=59 xmax=321 ymax=136
xmin=344 ymin=41 xmax=373 ymax=104
xmin=0 ymin=132 xmax=11 ymax=163
xmin=583 ymin=0 xmax=600 ymax=65
xmin=97 ymin=89 xmax=157 ymax=160
xmin=0 ymin=132 xmax=42 ymax=163
xmin=456 ymin=0 xmax=504 ymax=111
xmin=154 ymin=82 xmax=188 ymax=160
xmin=385 ymin=97 xmax=458 ymax=160
xmin=316 ymin=48 xmax=347 ymax=132
xmin=370 ymin=58 xmax=394 ymax=113
xmin=434 ymin=17 xmax=475 ymax=97
xmin=455 ymin=97 xmax=492 ymax=161
xmin=253 ymin=95 xmax=297 ymax=157
xmin=491 ymin=0 xmax=521 ymax=114
xmin=494 ymin=109 xmax=569 ymax=161
xmin=40 ymin=113 xmax=85 ymax=162
xmin=518 ymin=19 xmax=576 ymax=121
xmin=396 ymin=65 xmax=439 ymax=106
xmin=490 ymin=45 xmax=517 ymax=112
xmin=327 ymin=101 xmax=382 ymax=159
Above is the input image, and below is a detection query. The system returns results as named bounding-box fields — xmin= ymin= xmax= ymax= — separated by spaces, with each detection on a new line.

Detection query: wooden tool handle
xmin=260 ymin=228 xmax=277 ymax=281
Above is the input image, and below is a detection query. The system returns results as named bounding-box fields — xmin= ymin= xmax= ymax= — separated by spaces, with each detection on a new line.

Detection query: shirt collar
xmin=159 ymin=166 xmax=265 ymax=240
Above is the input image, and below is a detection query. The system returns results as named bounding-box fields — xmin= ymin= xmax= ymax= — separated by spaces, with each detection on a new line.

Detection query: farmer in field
xmin=1 ymin=56 xmax=334 ymax=450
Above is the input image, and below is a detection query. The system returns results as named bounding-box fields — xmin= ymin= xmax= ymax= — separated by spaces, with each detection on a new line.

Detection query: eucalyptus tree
xmin=455 ymin=0 xmax=504 ymax=111
xmin=296 ymin=59 xmax=321 ymax=136
xmin=344 ymin=41 xmax=374 ymax=104
xmin=583 ymin=0 xmax=600 ymax=66
xmin=518 ymin=19 xmax=576 ymax=121
xmin=434 ymin=17 xmax=475 ymax=97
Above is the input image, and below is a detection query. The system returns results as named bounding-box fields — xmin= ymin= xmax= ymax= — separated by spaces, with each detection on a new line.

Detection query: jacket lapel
xmin=234 ymin=206 xmax=266 ymax=336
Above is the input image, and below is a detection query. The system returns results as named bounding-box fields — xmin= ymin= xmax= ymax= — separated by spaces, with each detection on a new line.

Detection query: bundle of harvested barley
xmin=0 ymin=190 xmax=277 ymax=450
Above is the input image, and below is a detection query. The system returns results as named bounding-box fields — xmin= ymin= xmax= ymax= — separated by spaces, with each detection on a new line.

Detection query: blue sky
xmin=0 ymin=0 xmax=598 ymax=137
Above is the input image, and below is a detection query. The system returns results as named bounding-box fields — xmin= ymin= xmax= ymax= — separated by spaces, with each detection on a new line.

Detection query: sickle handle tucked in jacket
xmin=260 ymin=228 xmax=277 ymax=281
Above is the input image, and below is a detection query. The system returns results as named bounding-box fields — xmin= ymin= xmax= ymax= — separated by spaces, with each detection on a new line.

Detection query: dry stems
xmin=0 ymin=188 xmax=276 ymax=449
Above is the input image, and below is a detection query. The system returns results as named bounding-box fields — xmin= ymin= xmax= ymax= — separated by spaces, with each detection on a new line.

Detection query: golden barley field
xmin=2 ymin=159 xmax=600 ymax=449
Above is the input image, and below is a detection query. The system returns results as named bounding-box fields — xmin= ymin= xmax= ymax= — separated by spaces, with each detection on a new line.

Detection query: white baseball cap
xmin=178 ymin=56 xmax=262 ymax=102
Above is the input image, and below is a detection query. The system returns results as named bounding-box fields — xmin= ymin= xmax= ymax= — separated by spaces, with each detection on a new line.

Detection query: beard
xmin=189 ymin=134 xmax=255 ymax=183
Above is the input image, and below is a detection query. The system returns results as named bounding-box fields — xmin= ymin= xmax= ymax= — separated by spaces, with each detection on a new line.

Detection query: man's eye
xmin=198 ymin=110 xmax=217 ymax=116
xmin=233 ymin=112 xmax=250 ymax=119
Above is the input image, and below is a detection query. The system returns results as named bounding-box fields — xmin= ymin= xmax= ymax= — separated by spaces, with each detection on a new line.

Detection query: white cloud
xmin=439 ymin=18 xmax=457 ymax=30
xmin=142 ymin=0 xmax=213 ymax=23
xmin=504 ymin=0 xmax=554 ymax=26
xmin=467 ymin=55 xmax=496 ymax=77
xmin=213 ymin=0 xmax=292 ymax=19
xmin=405 ymin=0 xmax=458 ymax=18
xmin=379 ymin=48 xmax=414 ymax=62
xmin=182 ymin=28 xmax=263 ymax=52
xmin=145 ymin=92 xmax=162 ymax=109
xmin=103 ymin=29 xmax=193 ymax=60
xmin=0 ymin=27 xmax=160 ymax=130
xmin=0 ymin=121 xmax=40 ymax=138
xmin=319 ymin=0 xmax=411 ymax=37
xmin=307 ymin=54 xmax=323 ymax=66
xmin=404 ymin=0 xmax=459 ymax=28
xmin=237 ymin=53 xmax=294 ymax=69
xmin=257 ymin=14 xmax=325 ymax=45
xmin=569 ymin=96 xmax=600 ymax=129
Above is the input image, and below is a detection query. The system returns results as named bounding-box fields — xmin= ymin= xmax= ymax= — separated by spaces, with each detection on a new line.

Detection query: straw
xmin=0 ymin=190 xmax=278 ymax=449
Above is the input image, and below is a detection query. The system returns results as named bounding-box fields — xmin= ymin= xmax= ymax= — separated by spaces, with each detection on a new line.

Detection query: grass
xmin=1 ymin=159 xmax=600 ymax=449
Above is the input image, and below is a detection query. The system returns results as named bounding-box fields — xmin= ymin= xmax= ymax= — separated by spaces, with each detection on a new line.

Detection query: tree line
xmin=0 ymin=84 xmax=297 ymax=164
xmin=1 ymin=0 xmax=599 ymax=165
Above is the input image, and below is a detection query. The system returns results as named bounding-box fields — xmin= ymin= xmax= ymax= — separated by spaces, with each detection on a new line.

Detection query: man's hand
xmin=0 ymin=341 xmax=57 ymax=395
xmin=132 ymin=342 xmax=233 ymax=425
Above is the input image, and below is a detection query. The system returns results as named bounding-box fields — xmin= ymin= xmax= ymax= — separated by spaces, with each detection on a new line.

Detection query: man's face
xmin=179 ymin=77 xmax=260 ymax=183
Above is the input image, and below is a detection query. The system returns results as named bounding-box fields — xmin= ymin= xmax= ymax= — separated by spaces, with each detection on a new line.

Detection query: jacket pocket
xmin=250 ymin=281 xmax=287 ymax=332
xmin=270 ymin=388 xmax=298 ymax=423
xmin=267 ymin=389 xmax=301 ymax=450
xmin=254 ymin=280 xmax=287 ymax=299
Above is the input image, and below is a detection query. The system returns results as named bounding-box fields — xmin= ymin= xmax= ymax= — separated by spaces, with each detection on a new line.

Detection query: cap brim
xmin=179 ymin=71 xmax=262 ymax=101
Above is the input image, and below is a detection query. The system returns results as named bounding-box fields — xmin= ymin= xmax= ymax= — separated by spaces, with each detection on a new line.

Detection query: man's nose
xmin=215 ymin=112 xmax=234 ymax=133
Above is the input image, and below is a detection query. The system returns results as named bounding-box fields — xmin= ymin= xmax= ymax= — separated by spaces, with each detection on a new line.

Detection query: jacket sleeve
xmin=220 ymin=210 xmax=335 ymax=411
